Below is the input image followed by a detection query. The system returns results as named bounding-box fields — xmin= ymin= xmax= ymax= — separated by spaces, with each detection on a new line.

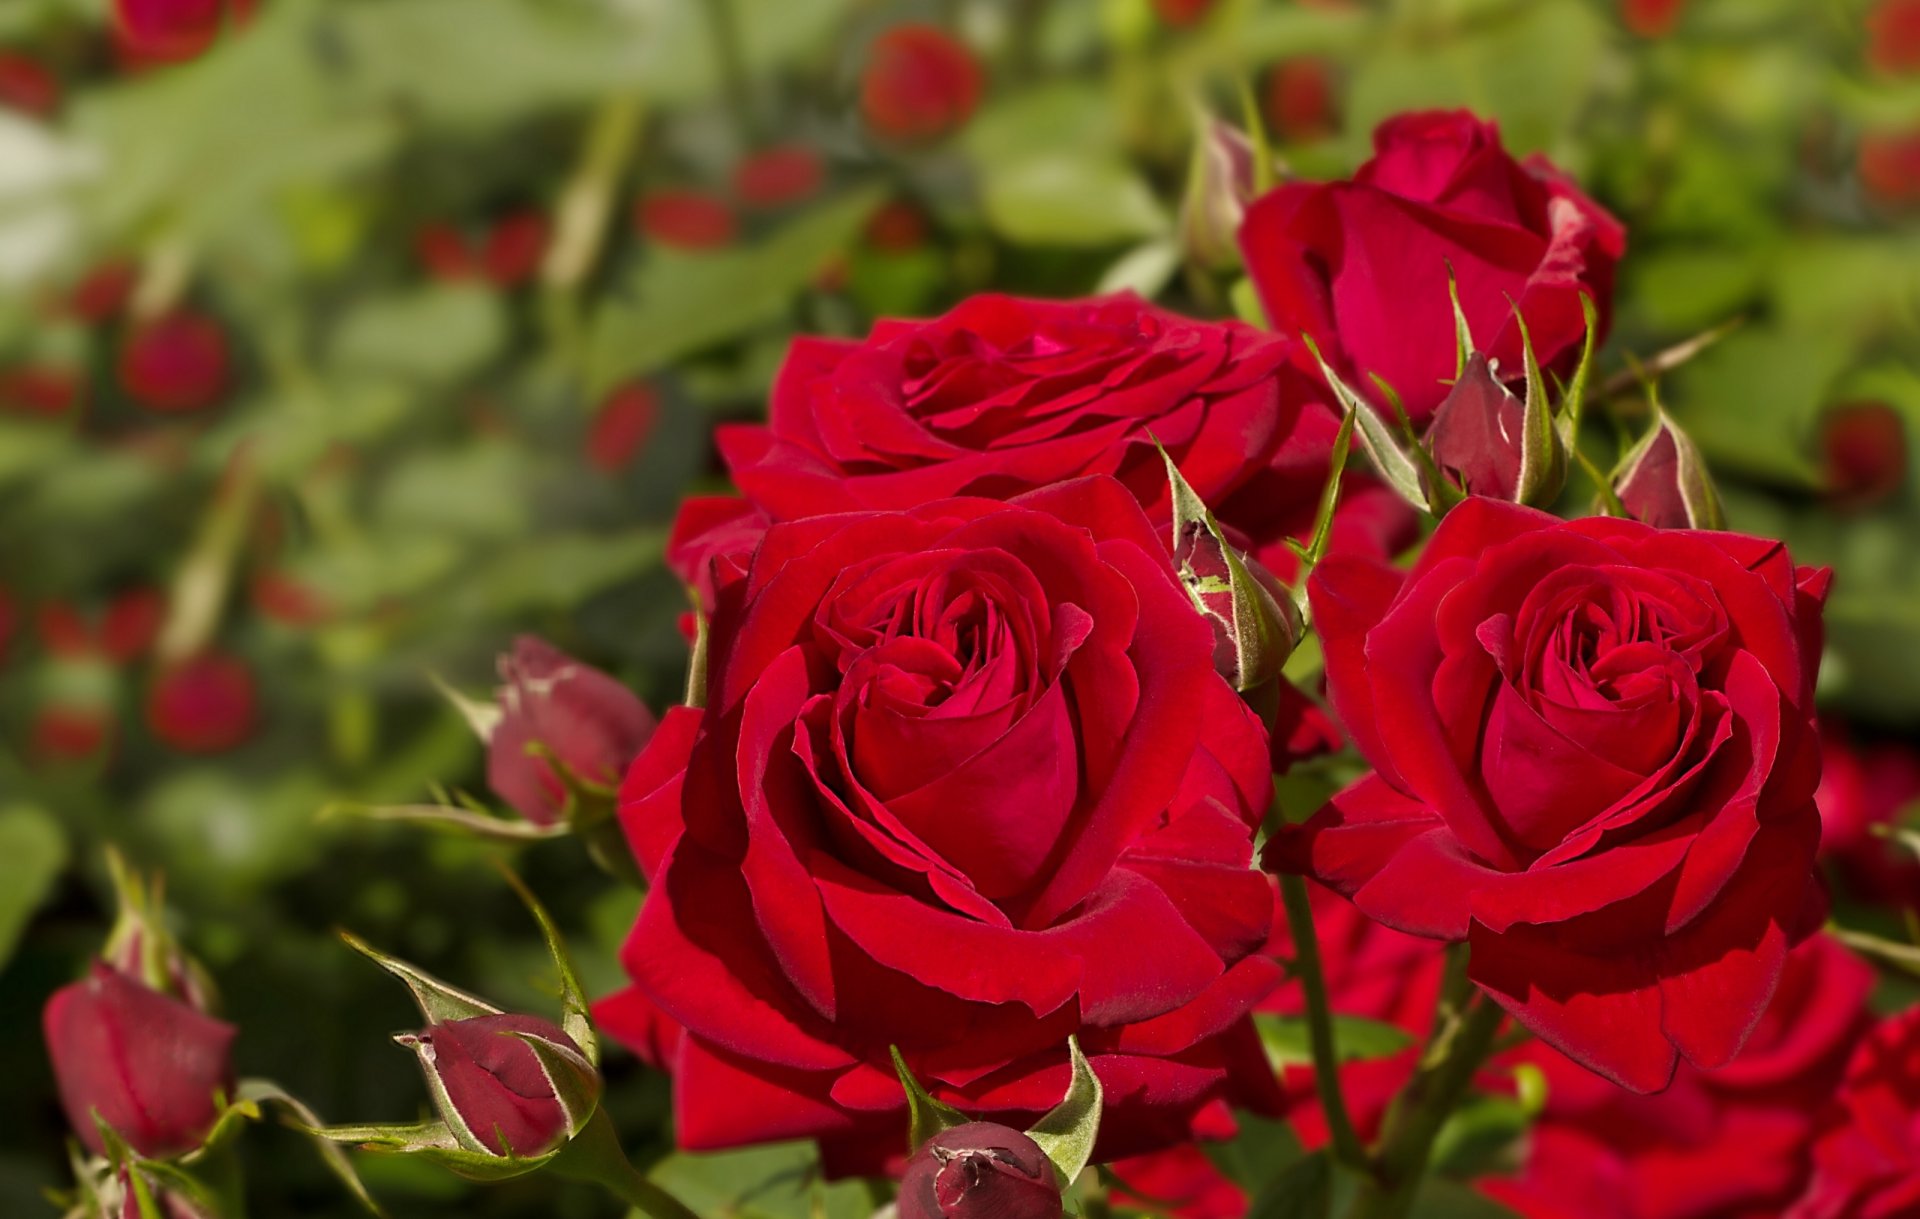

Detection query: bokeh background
xmin=2 ymin=0 xmax=1917 ymax=1215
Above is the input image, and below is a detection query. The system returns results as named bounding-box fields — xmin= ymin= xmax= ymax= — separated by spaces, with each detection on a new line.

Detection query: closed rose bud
xmin=1179 ymin=116 xmax=1258 ymax=270
xmin=899 ymin=1123 xmax=1064 ymax=1219
xmin=146 ymin=652 xmax=257 ymax=754
xmin=634 ymin=189 xmax=736 ymax=251
xmin=1821 ymin=400 xmax=1907 ymax=510
xmin=44 ymin=962 xmax=236 ymax=1158
xmin=398 ymin=1013 xmax=598 ymax=1158
xmin=488 ymin=637 xmax=656 ymax=825
xmin=415 ymin=222 xmax=476 ymax=280
xmin=118 ymin=312 xmax=229 ymax=414
xmin=732 ymin=145 xmax=825 ymax=209
xmin=860 ymin=25 xmax=982 ymax=145
xmin=482 ymin=212 xmax=550 ymax=289
xmin=69 ymin=262 xmax=138 ymax=322
xmin=1613 ymin=410 xmax=1725 ymax=529
xmin=1425 ymin=352 xmax=1564 ymax=506
xmin=101 ymin=587 xmax=165 ymax=663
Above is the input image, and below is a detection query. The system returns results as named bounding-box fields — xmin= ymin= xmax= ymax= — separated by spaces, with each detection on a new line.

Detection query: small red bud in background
xmin=586 ymin=383 xmax=660 ymax=474
xmin=1614 ymin=411 xmax=1725 ymax=530
xmin=1266 ymin=58 xmax=1337 ymax=143
xmin=1869 ymin=0 xmax=1920 ymax=74
xmin=399 ymin=1013 xmax=596 ymax=1158
xmin=1621 ymin=0 xmax=1685 ymax=38
xmin=634 ymin=190 xmax=737 ymax=251
xmin=118 ymin=312 xmax=230 ymax=414
xmin=487 ymin=637 xmax=655 ymax=825
xmin=32 ymin=705 xmax=114 ymax=762
xmin=0 ymin=366 xmax=84 ymax=418
xmin=864 ymin=200 xmax=928 ymax=253
xmin=251 ymin=570 xmax=330 ymax=626
xmin=415 ymin=222 xmax=476 ymax=281
xmin=0 ymin=52 xmax=59 ymax=117
xmin=1860 ymin=129 xmax=1920 ymax=206
xmin=44 ymin=961 xmax=236 ymax=1157
xmin=899 ymin=1123 xmax=1064 ymax=1219
xmin=732 ymin=145 xmax=825 ymax=209
xmin=1821 ymin=400 xmax=1908 ymax=510
xmin=1152 ymin=0 xmax=1215 ymax=26
xmin=114 ymin=0 xmax=256 ymax=64
xmin=101 ymin=587 xmax=165 ymax=663
xmin=482 ymin=211 xmax=550 ymax=288
xmin=146 ymin=652 xmax=257 ymax=754
xmin=68 ymin=262 xmax=138 ymax=323
xmin=37 ymin=602 xmax=95 ymax=658
xmin=859 ymin=25 xmax=982 ymax=145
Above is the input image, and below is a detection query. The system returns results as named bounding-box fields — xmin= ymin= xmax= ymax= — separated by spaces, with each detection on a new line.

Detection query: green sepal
xmin=428 ymin=672 xmax=503 ymax=742
xmin=1025 ymin=1036 xmax=1103 ymax=1187
xmin=235 ymin=1079 xmax=386 ymax=1216
xmin=1510 ymin=307 xmax=1569 ymax=509
xmin=496 ymin=863 xmax=599 ymax=1064
xmin=890 ymin=1045 xmax=969 ymax=1154
xmin=319 ymin=801 xmax=570 ymax=843
xmin=339 ymin=932 xmax=501 ymax=1023
xmin=507 ymin=1027 xmax=604 ymax=1139
xmin=1446 ymin=262 xmax=1473 ymax=381
xmin=1304 ymin=336 xmax=1431 ymax=515
xmin=1557 ymin=292 xmax=1601 ymax=446
xmin=684 ymin=589 xmax=711 ymax=711
xmin=1159 ymin=442 xmax=1299 ymax=691
xmin=304 ymin=1118 xmax=560 ymax=1183
xmin=1301 ymin=398 xmax=1357 ymax=577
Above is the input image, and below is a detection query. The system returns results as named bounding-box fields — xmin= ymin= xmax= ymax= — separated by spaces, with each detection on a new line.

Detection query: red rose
xmin=1815 ymin=723 xmax=1920 ymax=911
xmin=599 ymin=478 xmax=1285 ymax=1173
xmin=1819 ymin=400 xmax=1907 ymax=510
xmin=146 ymin=652 xmax=257 ymax=754
xmin=1270 ymin=499 xmax=1830 ymax=1092
xmin=586 ymin=382 xmax=662 ymax=474
xmin=732 ymin=145 xmax=826 ymax=210
xmin=634 ymin=189 xmax=737 ymax=251
xmin=119 ymin=312 xmax=230 ymax=413
xmin=859 ymin=25 xmax=982 ymax=144
xmin=1240 ymin=110 xmax=1623 ymax=425
xmin=1108 ymin=1143 xmax=1247 ymax=1219
xmin=44 ymin=961 xmax=237 ymax=1157
xmin=1789 ymin=1006 xmax=1920 ymax=1218
xmin=114 ymin=0 xmax=255 ymax=63
xmin=668 ymin=294 xmax=1413 ymax=596
xmin=1483 ymin=934 xmax=1874 ymax=1219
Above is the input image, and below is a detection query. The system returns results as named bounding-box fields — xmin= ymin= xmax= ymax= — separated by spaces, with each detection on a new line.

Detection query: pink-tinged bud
xmin=1821 ymin=400 xmax=1907 ymax=510
xmin=146 ymin=652 xmax=257 ymax=754
xmin=732 ymin=145 xmax=825 ymax=210
xmin=585 ymin=383 xmax=660 ymax=474
xmin=488 ymin=637 xmax=656 ymax=825
xmin=482 ymin=212 xmax=550 ymax=289
xmin=1613 ymin=411 xmax=1725 ymax=530
xmin=114 ymin=0 xmax=255 ymax=63
xmin=250 ymin=570 xmax=330 ymax=626
xmin=398 ymin=1013 xmax=597 ymax=1158
xmin=899 ymin=1123 xmax=1064 ymax=1219
xmin=44 ymin=962 xmax=236 ymax=1158
xmin=634 ymin=190 xmax=737 ymax=251
xmin=859 ymin=25 xmax=982 ymax=145
xmin=0 ymin=53 xmax=59 ymax=117
xmin=1180 ymin=116 xmax=1258 ymax=270
xmin=118 ymin=312 xmax=229 ymax=414
xmin=1869 ymin=0 xmax=1920 ymax=75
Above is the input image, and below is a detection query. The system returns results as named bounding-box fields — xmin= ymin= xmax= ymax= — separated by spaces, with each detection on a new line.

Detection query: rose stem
xmin=1276 ymin=872 xmax=1368 ymax=1171
xmin=547 ymin=1108 xmax=701 ymax=1219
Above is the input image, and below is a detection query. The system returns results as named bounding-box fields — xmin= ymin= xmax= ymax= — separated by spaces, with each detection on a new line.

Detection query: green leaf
xmin=1408 ymin=1178 xmax=1523 ymax=1219
xmin=1429 ymin=1092 xmax=1533 ymax=1179
xmin=649 ymin=1142 xmax=872 ymax=1219
xmin=1198 ymin=1111 xmax=1304 ymax=1198
xmin=890 ymin=1046 xmax=969 ymax=1153
xmin=1026 ymin=1037 xmax=1103 ymax=1186
xmin=588 ymin=188 xmax=884 ymax=395
xmin=340 ymin=932 xmax=501 ymax=1024
xmin=328 ymin=285 xmax=507 ymax=383
xmin=1256 ymin=1013 xmax=1416 ymax=1068
xmin=979 ymin=155 xmax=1168 ymax=247
xmin=0 ymin=805 xmax=65 ymax=970
xmin=1303 ymin=404 xmax=1357 ymax=573
xmin=1245 ymin=1149 xmax=1335 ymax=1219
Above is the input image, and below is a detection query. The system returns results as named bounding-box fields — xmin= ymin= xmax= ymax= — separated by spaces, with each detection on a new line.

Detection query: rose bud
xmin=859 ymin=25 xmax=983 ymax=145
xmin=634 ymin=189 xmax=736 ymax=251
xmin=487 ymin=637 xmax=656 ymax=825
xmin=396 ymin=1013 xmax=598 ymax=1158
xmin=1613 ymin=409 xmax=1725 ymax=529
xmin=1820 ymin=399 xmax=1907 ymax=510
xmin=1180 ymin=115 xmax=1259 ymax=270
xmin=1266 ymin=58 xmax=1337 ymax=143
xmin=482 ymin=211 xmax=550 ymax=289
xmin=69 ymin=262 xmax=138 ymax=323
xmin=415 ymin=222 xmax=477 ymax=280
xmin=732 ymin=145 xmax=826 ymax=210
xmin=44 ymin=961 xmax=236 ymax=1157
xmin=32 ymin=703 xmax=114 ymax=762
xmin=585 ymin=382 xmax=661 ymax=474
xmin=0 ymin=365 xmax=84 ymax=418
xmin=1870 ymin=0 xmax=1920 ymax=75
xmin=899 ymin=1123 xmax=1064 ymax=1219
xmin=1860 ymin=128 xmax=1920 ymax=207
xmin=114 ymin=0 xmax=256 ymax=63
xmin=118 ymin=312 xmax=230 ymax=413
xmin=1622 ymin=0 xmax=1685 ymax=38
xmin=0 ymin=52 xmax=59 ymax=117
xmin=1426 ymin=352 xmax=1566 ymax=507
xmin=146 ymin=651 xmax=258 ymax=754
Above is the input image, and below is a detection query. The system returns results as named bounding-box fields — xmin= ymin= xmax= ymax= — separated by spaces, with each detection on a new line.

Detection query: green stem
xmin=1276 ymin=873 xmax=1367 ymax=1171
xmin=549 ymin=1109 xmax=699 ymax=1219
xmin=1345 ymin=992 xmax=1505 ymax=1219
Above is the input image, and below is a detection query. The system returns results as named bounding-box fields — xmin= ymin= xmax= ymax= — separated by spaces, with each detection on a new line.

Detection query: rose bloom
xmin=668 ymin=294 xmax=1413 ymax=602
xmin=1270 ymin=499 xmax=1830 ymax=1091
xmin=1240 ymin=110 xmax=1623 ymax=424
xmin=1815 ymin=723 xmax=1920 ymax=910
xmin=1788 ymin=1005 xmax=1920 ymax=1218
xmin=1482 ymin=934 xmax=1874 ymax=1219
xmin=598 ymin=478 xmax=1286 ymax=1173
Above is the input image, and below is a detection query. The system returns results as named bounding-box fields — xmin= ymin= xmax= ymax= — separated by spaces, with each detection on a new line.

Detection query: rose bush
xmin=1270 ymin=498 xmax=1830 ymax=1091
xmin=1240 ymin=111 xmax=1624 ymax=423
xmin=599 ymin=477 xmax=1285 ymax=1172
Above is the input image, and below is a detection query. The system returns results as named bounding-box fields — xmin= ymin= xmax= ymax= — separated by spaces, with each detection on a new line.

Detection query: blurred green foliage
xmin=0 ymin=0 xmax=1915 ymax=1215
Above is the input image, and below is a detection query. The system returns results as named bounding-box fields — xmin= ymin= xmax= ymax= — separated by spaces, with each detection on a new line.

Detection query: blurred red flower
xmin=732 ymin=146 xmax=825 ymax=209
xmin=1622 ymin=0 xmax=1686 ymax=38
xmin=1265 ymin=59 xmax=1337 ymax=143
xmin=0 ymin=367 xmax=84 ymax=418
xmin=1816 ymin=722 xmax=1920 ymax=911
xmin=0 ymin=52 xmax=58 ymax=116
xmin=119 ymin=312 xmax=230 ymax=414
xmin=1860 ymin=129 xmax=1920 ymax=206
xmin=1820 ymin=400 xmax=1907 ymax=509
xmin=635 ymin=189 xmax=737 ymax=251
xmin=146 ymin=652 xmax=257 ymax=753
xmin=115 ymin=0 xmax=256 ymax=64
xmin=1868 ymin=0 xmax=1920 ymax=74
xmin=859 ymin=25 xmax=982 ymax=144
xmin=586 ymin=383 xmax=661 ymax=473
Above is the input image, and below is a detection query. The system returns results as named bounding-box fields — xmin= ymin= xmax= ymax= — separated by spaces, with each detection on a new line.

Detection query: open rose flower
xmin=1482 ymin=934 xmax=1874 ymax=1219
xmin=1789 ymin=1005 xmax=1920 ymax=1218
xmin=1240 ymin=110 xmax=1624 ymax=424
xmin=599 ymin=478 xmax=1285 ymax=1173
xmin=667 ymin=294 xmax=1415 ymax=605
xmin=1270 ymin=499 xmax=1830 ymax=1092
